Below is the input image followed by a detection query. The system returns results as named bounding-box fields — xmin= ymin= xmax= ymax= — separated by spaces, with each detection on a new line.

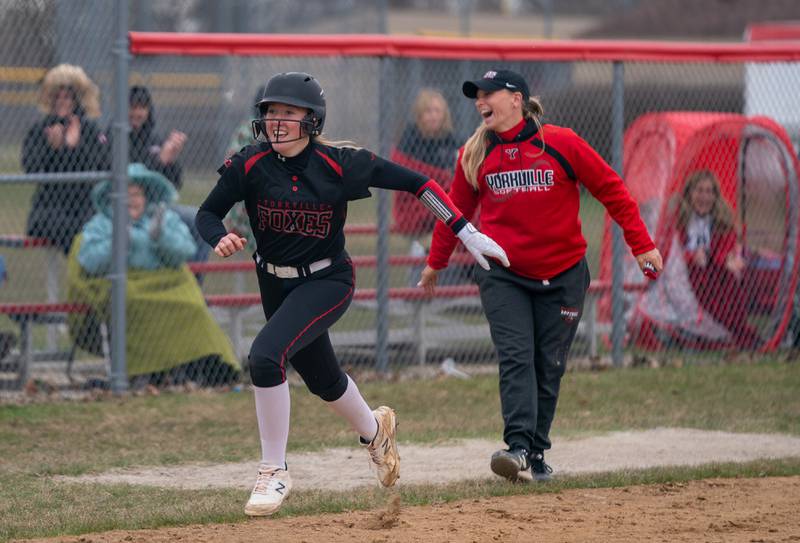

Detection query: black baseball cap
xmin=462 ymin=69 xmax=530 ymax=100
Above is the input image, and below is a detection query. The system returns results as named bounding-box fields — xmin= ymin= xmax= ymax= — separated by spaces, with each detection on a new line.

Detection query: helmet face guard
xmin=251 ymin=111 xmax=320 ymax=144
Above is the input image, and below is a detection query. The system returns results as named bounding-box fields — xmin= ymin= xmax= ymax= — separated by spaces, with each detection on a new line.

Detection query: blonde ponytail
xmin=313 ymin=134 xmax=361 ymax=149
xmin=524 ymin=95 xmax=544 ymax=119
xmin=524 ymin=95 xmax=546 ymax=161
xmin=461 ymin=124 xmax=490 ymax=189
xmin=461 ymin=95 xmax=545 ymax=189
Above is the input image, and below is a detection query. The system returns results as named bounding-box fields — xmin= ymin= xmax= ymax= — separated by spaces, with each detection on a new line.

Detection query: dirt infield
xmin=26 ymin=477 xmax=800 ymax=542
xmin=33 ymin=428 xmax=800 ymax=542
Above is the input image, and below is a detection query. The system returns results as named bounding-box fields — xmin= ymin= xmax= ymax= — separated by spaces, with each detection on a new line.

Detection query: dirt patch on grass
xmin=28 ymin=476 xmax=800 ymax=542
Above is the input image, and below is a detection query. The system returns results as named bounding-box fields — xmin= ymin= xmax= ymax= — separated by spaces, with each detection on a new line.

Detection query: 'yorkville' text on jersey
xmin=257 ymin=199 xmax=333 ymax=238
xmin=485 ymin=168 xmax=555 ymax=194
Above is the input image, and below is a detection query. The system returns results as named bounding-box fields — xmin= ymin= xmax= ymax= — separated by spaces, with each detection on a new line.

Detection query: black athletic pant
xmin=475 ymin=258 xmax=590 ymax=454
xmin=248 ymin=252 xmax=354 ymax=401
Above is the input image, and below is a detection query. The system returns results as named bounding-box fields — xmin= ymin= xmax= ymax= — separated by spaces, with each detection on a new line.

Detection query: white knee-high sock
xmin=253 ymin=382 xmax=290 ymax=467
xmin=326 ymin=375 xmax=378 ymax=442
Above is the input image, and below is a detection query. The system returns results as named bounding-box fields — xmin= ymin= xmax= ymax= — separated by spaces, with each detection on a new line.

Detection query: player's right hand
xmin=214 ymin=233 xmax=247 ymax=258
xmin=636 ymin=248 xmax=663 ymax=279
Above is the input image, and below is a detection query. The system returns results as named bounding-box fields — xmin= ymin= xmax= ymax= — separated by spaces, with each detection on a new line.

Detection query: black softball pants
xmin=249 ymin=253 xmax=354 ymax=401
xmin=475 ymin=258 xmax=590 ymax=454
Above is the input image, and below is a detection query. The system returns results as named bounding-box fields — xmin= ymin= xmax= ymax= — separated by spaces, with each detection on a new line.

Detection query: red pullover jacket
xmin=428 ymin=118 xmax=655 ymax=280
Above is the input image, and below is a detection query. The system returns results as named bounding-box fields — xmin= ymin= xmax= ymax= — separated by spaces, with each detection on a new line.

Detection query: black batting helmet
xmin=253 ymin=72 xmax=326 ymax=137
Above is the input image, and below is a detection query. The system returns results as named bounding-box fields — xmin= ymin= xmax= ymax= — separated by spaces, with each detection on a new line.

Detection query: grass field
xmin=1 ymin=361 xmax=798 ymax=541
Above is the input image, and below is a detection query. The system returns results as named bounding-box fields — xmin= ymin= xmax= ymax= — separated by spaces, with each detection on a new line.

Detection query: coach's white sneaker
xmin=362 ymin=405 xmax=400 ymax=487
xmin=244 ymin=463 xmax=292 ymax=517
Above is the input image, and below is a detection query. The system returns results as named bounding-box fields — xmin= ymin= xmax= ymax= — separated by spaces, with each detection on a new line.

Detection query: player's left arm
xmin=368 ymin=156 xmax=467 ymax=232
xmin=366 ymin=154 xmax=508 ymax=270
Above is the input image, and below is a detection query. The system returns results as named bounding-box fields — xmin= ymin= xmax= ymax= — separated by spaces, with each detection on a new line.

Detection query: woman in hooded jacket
xmin=115 ymin=85 xmax=210 ymax=268
xmin=69 ymin=163 xmax=239 ymax=387
xmin=77 ymin=163 xmax=196 ymax=274
xmin=22 ymin=64 xmax=110 ymax=254
xmin=124 ymin=85 xmax=187 ymax=190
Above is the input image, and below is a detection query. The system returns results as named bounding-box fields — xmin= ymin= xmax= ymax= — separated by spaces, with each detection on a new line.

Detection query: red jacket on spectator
xmin=390 ymin=124 xmax=458 ymax=236
xmin=681 ymin=225 xmax=760 ymax=349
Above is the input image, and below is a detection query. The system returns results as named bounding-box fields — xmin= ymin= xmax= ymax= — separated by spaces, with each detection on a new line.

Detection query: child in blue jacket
xmin=78 ymin=163 xmax=196 ymax=274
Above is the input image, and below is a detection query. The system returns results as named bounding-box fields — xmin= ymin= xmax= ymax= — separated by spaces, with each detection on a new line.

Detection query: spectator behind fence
xmin=109 ymin=85 xmax=209 ymax=267
xmin=22 ymin=64 xmax=110 ymax=254
xmin=391 ymin=88 xmax=459 ymax=237
xmin=77 ymin=163 xmax=196 ymax=274
xmin=419 ymin=68 xmax=662 ymax=484
xmin=127 ymin=85 xmax=186 ymax=188
xmin=390 ymin=88 xmax=470 ymax=284
xmin=196 ymin=71 xmax=508 ymax=517
xmin=66 ymin=163 xmax=240 ymax=388
xmin=675 ymin=170 xmax=760 ymax=350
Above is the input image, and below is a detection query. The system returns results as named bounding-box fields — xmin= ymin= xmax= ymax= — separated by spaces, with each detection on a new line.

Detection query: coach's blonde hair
xmin=461 ymin=94 xmax=543 ymax=189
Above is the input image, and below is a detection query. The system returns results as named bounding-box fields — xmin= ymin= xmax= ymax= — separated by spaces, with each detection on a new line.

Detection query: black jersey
xmin=197 ymin=140 xmax=464 ymax=267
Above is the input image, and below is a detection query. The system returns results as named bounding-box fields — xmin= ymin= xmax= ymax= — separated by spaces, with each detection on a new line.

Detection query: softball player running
xmin=419 ymin=68 xmax=662 ymax=482
xmin=196 ymin=72 xmax=508 ymax=516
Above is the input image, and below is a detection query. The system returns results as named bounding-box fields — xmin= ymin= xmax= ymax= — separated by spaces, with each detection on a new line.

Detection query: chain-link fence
xmin=2 ymin=4 xmax=800 ymax=394
xmin=0 ymin=1 xmax=117 ymax=393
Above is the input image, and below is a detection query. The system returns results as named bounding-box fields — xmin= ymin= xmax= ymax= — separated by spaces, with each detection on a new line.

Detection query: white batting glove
xmin=456 ymin=222 xmax=510 ymax=271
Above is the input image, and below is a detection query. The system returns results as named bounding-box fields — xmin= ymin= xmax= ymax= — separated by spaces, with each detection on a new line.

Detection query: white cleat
xmin=244 ymin=464 xmax=292 ymax=517
xmin=363 ymin=406 xmax=400 ymax=487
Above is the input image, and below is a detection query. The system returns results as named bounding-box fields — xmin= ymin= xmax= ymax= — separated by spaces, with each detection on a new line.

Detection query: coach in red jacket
xmin=418 ymin=68 xmax=663 ymax=482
